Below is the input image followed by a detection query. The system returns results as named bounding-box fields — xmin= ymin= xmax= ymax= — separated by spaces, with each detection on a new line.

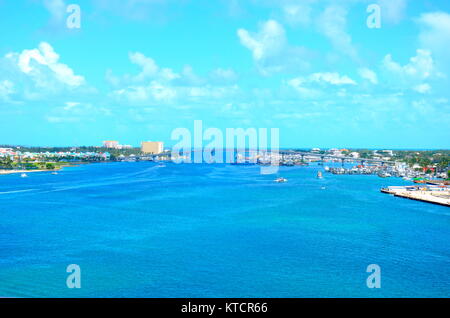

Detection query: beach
xmin=0 ymin=169 xmax=60 ymax=175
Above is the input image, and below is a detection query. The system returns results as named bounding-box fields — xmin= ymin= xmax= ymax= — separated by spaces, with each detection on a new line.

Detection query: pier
xmin=381 ymin=186 xmax=450 ymax=207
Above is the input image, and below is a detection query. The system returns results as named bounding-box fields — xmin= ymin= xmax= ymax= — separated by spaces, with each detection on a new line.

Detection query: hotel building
xmin=141 ymin=141 xmax=164 ymax=154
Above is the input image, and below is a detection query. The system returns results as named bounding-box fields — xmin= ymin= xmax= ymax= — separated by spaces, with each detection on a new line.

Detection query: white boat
xmin=275 ymin=177 xmax=287 ymax=183
xmin=324 ymin=166 xmax=330 ymax=172
xmin=51 ymin=172 xmax=58 ymax=175
xmin=20 ymin=173 xmax=27 ymax=178
xmin=317 ymin=171 xmax=323 ymax=179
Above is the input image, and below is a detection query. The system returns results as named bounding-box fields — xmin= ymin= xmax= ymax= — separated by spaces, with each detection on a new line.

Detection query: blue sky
xmin=0 ymin=0 xmax=449 ymax=148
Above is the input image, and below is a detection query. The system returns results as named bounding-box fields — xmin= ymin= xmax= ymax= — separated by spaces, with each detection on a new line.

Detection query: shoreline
xmin=0 ymin=169 xmax=60 ymax=175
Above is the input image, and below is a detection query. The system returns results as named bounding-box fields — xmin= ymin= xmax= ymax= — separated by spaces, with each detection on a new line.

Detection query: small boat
xmin=317 ymin=171 xmax=323 ymax=179
xmin=275 ymin=177 xmax=287 ymax=183
xmin=324 ymin=166 xmax=330 ymax=172
xmin=21 ymin=173 xmax=27 ymax=178
xmin=51 ymin=172 xmax=58 ymax=175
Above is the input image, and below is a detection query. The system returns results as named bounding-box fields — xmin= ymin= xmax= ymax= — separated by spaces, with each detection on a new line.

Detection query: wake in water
xmin=0 ymin=189 xmax=37 ymax=195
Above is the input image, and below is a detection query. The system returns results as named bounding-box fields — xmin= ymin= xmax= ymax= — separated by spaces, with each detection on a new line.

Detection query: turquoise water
xmin=0 ymin=162 xmax=449 ymax=297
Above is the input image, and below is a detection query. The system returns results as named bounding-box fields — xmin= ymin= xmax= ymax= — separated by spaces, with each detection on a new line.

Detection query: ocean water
xmin=0 ymin=162 xmax=449 ymax=297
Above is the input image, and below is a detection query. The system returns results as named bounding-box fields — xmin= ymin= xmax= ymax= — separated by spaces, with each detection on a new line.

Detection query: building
xmin=119 ymin=144 xmax=133 ymax=149
xmin=141 ymin=141 xmax=164 ymax=154
xmin=350 ymin=152 xmax=360 ymax=158
xmin=103 ymin=140 xmax=119 ymax=149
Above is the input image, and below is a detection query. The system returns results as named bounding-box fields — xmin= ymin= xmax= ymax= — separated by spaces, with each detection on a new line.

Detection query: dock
xmin=381 ymin=186 xmax=450 ymax=207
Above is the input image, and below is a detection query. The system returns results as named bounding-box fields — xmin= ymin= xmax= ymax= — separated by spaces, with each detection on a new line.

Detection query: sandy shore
xmin=0 ymin=169 xmax=57 ymax=175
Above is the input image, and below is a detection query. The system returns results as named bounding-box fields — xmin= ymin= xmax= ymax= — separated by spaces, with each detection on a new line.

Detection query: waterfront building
xmin=141 ymin=141 xmax=164 ymax=154
xmin=103 ymin=140 xmax=119 ymax=148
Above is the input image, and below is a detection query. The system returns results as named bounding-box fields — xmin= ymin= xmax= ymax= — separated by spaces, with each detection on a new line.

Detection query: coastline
xmin=0 ymin=169 xmax=60 ymax=175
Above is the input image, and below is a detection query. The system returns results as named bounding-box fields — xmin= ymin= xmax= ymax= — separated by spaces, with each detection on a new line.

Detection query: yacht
xmin=275 ymin=177 xmax=288 ymax=183
xmin=20 ymin=173 xmax=27 ymax=178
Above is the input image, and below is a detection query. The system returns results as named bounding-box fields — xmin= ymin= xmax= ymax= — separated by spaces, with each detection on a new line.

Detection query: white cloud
xmin=105 ymin=69 xmax=120 ymax=87
xmin=129 ymin=52 xmax=159 ymax=81
xmin=237 ymin=19 xmax=310 ymax=75
xmin=411 ymin=99 xmax=433 ymax=115
xmin=5 ymin=42 xmax=85 ymax=88
xmin=179 ymin=65 xmax=204 ymax=85
xmin=63 ymin=101 xmax=80 ymax=110
xmin=287 ymin=72 xmax=356 ymax=99
xmin=287 ymin=79 xmax=321 ymax=98
xmin=117 ymin=52 xmax=180 ymax=84
xmin=413 ymin=83 xmax=431 ymax=94
xmin=113 ymin=81 xmax=177 ymax=103
xmin=382 ymin=49 xmax=439 ymax=81
xmin=210 ymin=68 xmax=238 ymax=82
xmin=108 ymin=54 xmax=240 ymax=104
xmin=46 ymin=101 xmax=111 ymax=123
xmin=46 ymin=116 xmax=75 ymax=123
xmin=317 ymin=5 xmax=358 ymax=61
xmin=0 ymin=80 xmax=14 ymax=100
xmin=358 ymin=68 xmax=378 ymax=84
xmin=237 ymin=20 xmax=286 ymax=63
xmin=282 ymin=3 xmax=312 ymax=27
xmin=417 ymin=12 xmax=450 ymax=65
xmin=111 ymin=81 xmax=239 ymax=104
xmin=308 ymin=72 xmax=356 ymax=85
xmin=290 ymin=72 xmax=356 ymax=86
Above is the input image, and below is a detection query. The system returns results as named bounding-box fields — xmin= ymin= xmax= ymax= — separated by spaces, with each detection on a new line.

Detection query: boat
xmin=317 ymin=171 xmax=323 ymax=179
xmin=274 ymin=177 xmax=287 ymax=183
xmin=51 ymin=171 xmax=58 ymax=175
xmin=324 ymin=166 xmax=330 ymax=172
xmin=20 ymin=173 xmax=27 ymax=178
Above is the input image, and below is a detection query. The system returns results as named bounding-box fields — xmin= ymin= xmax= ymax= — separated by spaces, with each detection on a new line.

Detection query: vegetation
xmin=0 ymin=156 xmax=68 ymax=171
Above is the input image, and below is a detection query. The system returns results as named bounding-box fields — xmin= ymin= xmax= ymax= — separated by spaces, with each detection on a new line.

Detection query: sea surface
xmin=0 ymin=162 xmax=449 ymax=297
